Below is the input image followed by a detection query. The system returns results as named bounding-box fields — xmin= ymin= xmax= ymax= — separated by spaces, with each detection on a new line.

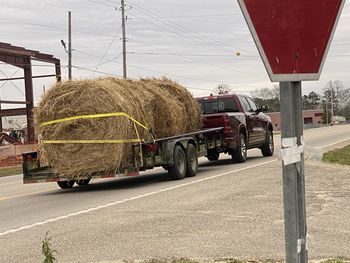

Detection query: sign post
xmin=237 ymin=1 xmax=345 ymax=263
xmin=280 ymin=81 xmax=307 ymax=262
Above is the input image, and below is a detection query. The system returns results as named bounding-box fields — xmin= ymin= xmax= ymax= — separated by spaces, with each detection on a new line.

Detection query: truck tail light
xmin=223 ymin=114 xmax=230 ymax=125
xmin=223 ymin=114 xmax=233 ymax=134
xmin=224 ymin=127 xmax=233 ymax=133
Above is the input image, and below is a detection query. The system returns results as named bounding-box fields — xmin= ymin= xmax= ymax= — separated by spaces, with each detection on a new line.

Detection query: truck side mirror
xmin=259 ymin=105 xmax=269 ymax=112
xmin=261 ymin=105 xmax=269 ymax=112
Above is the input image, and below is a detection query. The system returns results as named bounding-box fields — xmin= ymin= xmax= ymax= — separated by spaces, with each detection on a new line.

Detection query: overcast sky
xmin=1 ymin=0 xmax=349 ymax=108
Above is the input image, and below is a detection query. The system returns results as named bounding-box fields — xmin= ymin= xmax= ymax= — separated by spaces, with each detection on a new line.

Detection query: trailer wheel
xmin=57 ymin=180 xmax=75 ymax=189
xmin=76 ymin=179 xmax=91 ymax=186
xmin=186 ymin=144 xmax=198 ymax=177
xmin=232 ymin=133 xmax=247 ymax=163
xmin=168 ymin=145 xmax=187 ymax=180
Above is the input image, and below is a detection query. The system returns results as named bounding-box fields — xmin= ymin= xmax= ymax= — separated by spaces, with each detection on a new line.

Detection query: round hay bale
xmin=35 ymin=77 xmax=202 ymax=179
xmin=140 ymin=78 xmax=203 ymax=134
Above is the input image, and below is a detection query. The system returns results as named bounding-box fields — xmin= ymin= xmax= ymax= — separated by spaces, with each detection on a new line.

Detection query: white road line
xmin=0 ymin=159 xmax=277 ymax=237
xmin=321 ymin=137 xmax=350 ymax=148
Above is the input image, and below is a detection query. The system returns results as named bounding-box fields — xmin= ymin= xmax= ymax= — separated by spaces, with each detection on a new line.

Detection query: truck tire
xmin=207 ymin=149 xmax=220 ymax=161
xmin=57 ymin=180 xmax=75 ymax=189
xmin=168 ymin=145 xmax=187 ymax=180
xmin=261 ymin=130 xmax=274 ymax=157
xmin=76 ymin=179 xmax=91 ymax=186
xmin=186 ymin=144 xmax=198 ymax=177
xmin=232 ymin=133 xmax=247 ymax=163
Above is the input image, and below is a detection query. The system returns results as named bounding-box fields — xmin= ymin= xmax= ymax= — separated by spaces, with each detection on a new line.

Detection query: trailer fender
xmin=161 ymin=137 xmax=196 ymax=167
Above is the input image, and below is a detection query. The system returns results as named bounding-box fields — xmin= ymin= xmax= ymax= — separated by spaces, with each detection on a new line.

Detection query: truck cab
xmin=196 ymin=94 xmax=274 ymax=162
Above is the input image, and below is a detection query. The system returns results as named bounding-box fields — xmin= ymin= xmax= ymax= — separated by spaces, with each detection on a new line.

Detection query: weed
xmin=42 ymin=231 xmax=57 ymax=263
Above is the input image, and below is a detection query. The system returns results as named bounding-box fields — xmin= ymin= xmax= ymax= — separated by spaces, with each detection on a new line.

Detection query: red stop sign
xmin=238 ymin=0 xmax=345 ymax=82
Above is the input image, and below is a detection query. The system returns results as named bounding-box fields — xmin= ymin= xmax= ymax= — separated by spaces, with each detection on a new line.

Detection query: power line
xmin=0 ymin=63 xmax=56 ymax=67
xmin=121 ymin=15 xmax=264 ymax=77
xmin=127 ymin=51 xmax=256 ymax=58
xmin=0 ymin=69 xmax=21 ymax=89
xmin=72 ymin=65 xmax=122 ymax=77
xmin=93 ymin=25 xmax=123 ymax=75
xmin=74 ymin=50 xmax=123 ymax=68
xmin=125 ymin=1 xmax=254 ymax=55
xmin=87 ymin=0 xmax=117 ymax=8
xmin=0 ymin=69 xmax=25 ymax=95
xmin=129 ymin=13 xmax=242 ymax=19
xmin=0 ymin=17 xmax=116 ymax=38
xmin=127 ymin=37 xmax=254 ymax=47
xmin=126 ymin=38 xmax=264 ymax=77
xmin=125 ymin=63 xmax=234 ymax=83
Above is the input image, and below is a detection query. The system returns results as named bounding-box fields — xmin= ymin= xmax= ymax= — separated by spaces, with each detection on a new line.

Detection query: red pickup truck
xmin=196 ymin=94 xmax=274 ymax=162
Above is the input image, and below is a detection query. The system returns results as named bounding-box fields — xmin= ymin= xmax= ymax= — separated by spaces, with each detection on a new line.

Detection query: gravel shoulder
xmin=0 ymin=158 xmax=349 ymax=262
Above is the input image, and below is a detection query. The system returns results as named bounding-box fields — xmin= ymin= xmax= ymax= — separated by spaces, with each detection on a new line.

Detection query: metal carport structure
xmin=0 ymin=42 xmax=61 ymax=142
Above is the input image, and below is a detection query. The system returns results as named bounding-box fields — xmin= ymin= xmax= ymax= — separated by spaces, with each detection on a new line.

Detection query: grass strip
xmin=323 ymin=144 xmax=350 ymax=165
xmin=0 ymin=166 xmax=22 ymax=177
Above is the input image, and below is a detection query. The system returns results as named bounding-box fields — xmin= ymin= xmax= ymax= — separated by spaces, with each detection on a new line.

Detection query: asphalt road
xmin=0 ymin=125 xmax=349 ymax=262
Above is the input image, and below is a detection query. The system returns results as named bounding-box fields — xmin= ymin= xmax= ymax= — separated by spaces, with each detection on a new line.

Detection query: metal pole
xmin=294 ymin=82 xmax=308 ymax=263
xmin=121 ymin=0 xmax=127 ymax=79
xmin=280 ymin=82 xmax=298 ymax=263
xmin=330 ymin=80 xmax=334 ymax=125
xmin=280 ymin=81 xmax=307 ymax=263
xmin=68 ymin=11 xmax=72 ymax=80
xmin=0 ymin=97 xmax=2 ymax=133
xmin=24 ymin=57 xmax=34 ymax=142
xmin=55 ymin=62 xmax=62 ymax=82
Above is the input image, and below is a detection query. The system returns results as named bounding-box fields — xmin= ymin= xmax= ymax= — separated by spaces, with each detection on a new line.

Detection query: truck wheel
xmin=168 ymin=145 xmax=187 ymax=180
xmin=207 ymin=149 xmax=220 ymax=161
xmin=186 ymin=144 xmax=198 ymax=177
xmin=57 ymin=180 xmax=75 ymax=189
xmin=261 ymin=130 xmax=274 ymax=157
xmin=76 ymin=179 xmax=91 ymax=186
xmin=232 ymin=133 xmax=247 ymax=163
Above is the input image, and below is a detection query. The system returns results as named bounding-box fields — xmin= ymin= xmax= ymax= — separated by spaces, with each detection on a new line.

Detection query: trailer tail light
xmin=146 ymin=143 xmax=158 ymax=152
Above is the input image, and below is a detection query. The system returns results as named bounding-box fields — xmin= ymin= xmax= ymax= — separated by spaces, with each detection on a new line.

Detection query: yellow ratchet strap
xmin=40 ymin=112 xmax=151 ymax=144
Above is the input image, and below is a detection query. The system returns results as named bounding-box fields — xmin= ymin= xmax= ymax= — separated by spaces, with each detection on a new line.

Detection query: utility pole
xmin=68 ymin=11 xmax=72 ymax=80
xmin=330 ymin=80 xmax=334 ymax=125
xmin=121 ymin=0 xmax=127 ymax=79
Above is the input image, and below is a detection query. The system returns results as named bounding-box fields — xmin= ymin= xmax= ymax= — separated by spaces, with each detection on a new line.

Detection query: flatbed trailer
xmin=23 ymin=127 xmax=224 ymax=189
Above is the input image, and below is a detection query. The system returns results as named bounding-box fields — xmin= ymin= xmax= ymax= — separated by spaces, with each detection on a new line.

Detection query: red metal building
xmin=267 ymin=110 xmax=323 ymax=131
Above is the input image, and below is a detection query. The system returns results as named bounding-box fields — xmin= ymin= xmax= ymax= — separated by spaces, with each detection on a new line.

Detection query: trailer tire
xmin=168 ymin=145 xmax=187 ymax=180
xmin=76 ymin=179 xmax=91 ymax=186
xmin=57 ymin=180 xmax=75 ymax=189
xmin=186 ymin=144 xmax=198 ymax=177
xmin=232 ymin=133 xmax=247 ymax=163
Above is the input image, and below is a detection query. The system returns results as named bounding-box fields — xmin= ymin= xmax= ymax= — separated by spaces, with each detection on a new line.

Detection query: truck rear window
xmin=202 ymin=99 xmax=239 ymax=114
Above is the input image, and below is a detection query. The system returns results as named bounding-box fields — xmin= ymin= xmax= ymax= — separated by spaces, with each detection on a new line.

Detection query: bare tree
xmin=323 ymin=80 xmax=348 ymax=116
xmin=250 ymin=85 xmax=279 ymax=100
xmin=250 ymin=85 xmax=280 ymax=112
xmin=213 ymin=84 xmax=232 ymax=95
